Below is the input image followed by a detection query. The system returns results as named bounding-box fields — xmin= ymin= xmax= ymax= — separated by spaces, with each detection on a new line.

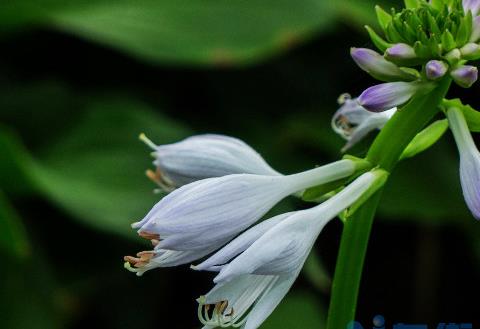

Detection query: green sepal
xmin=430 ymin=0 xmax=446 ymax=11
xmin=400 ymin=119 xmax=449 ymax=160
xmin=442 ymin=98 xmax=480 ymax=132
xmin=441 ymin=29 xmax=457 ymax=52
xmin=411 ymin=41 xmax=431 ymax=61
xmin=342 ymin=169 xmax=389 ymax=220
xmin=365 ymin=25 xmax=393 ymax=52
xmin=456 ymin=11 xmax=472 ymax=46
xmin=404 ymin=0 xmax=420 ymax=9
xmin=375 ymin=5 xmax=392 ymax=31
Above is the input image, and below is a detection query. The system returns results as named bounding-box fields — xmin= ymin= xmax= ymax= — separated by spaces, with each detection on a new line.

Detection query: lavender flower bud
xmin=425 ymin=60 xmax=448 ymax=80
xmin=358 ymin=82 xmax=427 ymax=112
xmin=460 ymin=43 xmax=480 ymax=60
xmin=350 ymin=48 xmax=416 ymax=82
xmin=385 ymin=43 xmax=417 ymax=63
xmin=451 ymin=65 xmax=479 ymax=88
xmin=463 ymin=0 xmax=480 ymax=16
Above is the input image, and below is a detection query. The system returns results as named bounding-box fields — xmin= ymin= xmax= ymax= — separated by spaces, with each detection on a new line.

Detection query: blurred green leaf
xmin=0 ymin=253 xmax=61 ymax=329
xmin=33 ymin=99 xmax=191 ymax=238
xmin=1 ymin=98 xmax=191 ymax=238
xmin=0 ymin=0 xmax=393 ymax=66
xmin=0 ymin=126 xmax=40 ymax=195
xmin=0 ymin=191 xmax=30 ymax=259
xmin=261 ymin=291 xmax=326 ymax=329
xmin=1 ymin=0 xmax=336 ymax=65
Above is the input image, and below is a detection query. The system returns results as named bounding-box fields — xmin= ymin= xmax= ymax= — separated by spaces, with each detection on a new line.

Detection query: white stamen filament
xmin=198 ymin=276 xmax=277 ymax=327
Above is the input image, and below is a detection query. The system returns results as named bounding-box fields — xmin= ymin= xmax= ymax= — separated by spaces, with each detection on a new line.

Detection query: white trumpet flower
xmin=332 ymin=94 xmax=396 ymax=151
xmin=125 ymin=158 xmax=369 ymax=274
xmin=196 ymin=171 xmax=387 ymax=329
xmin=140 ymin=134 xmax=280 ymax=192
xmin=446 ymin=107 xmax=480 ymax=219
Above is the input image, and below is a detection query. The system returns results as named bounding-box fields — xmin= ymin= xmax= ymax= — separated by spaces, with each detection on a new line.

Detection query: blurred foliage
xmin=1 ymin=0 xmax=480 ymax=328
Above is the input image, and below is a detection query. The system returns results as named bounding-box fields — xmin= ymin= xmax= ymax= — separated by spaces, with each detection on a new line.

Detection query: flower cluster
xmin=123 ymin=1 xmax=480 ymax=328
xmin=124 ymin=134 xmax=386 ymax=328
xmin=350 ymin=0 xmax=480 ymax=113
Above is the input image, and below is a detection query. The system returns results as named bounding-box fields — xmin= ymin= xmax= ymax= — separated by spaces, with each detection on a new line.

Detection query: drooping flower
xmin=124 ymin=158 xmax=369 ymax=274
xmin=139 ymin=133 xmax=280 ymax=191
xmin=358 ymin=81 xmax=431 ymax=112
xmin=195 ymin=171 xmax=387 ymax=329
xmin=350 ymin=48 xmax=417 ymax=82
xmin=451 ymin=65 xmax=479 ymax=88
xmin=425 ymin=60 xmax=449 ymax=80
xmin=446 ymin=107 xmax=480 ymax=219
xmin=331 ymin=94 xmax=396 ymax=151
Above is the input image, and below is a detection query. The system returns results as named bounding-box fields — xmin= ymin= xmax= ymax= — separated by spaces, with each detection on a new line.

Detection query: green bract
xmin=371 ymin=0 xmax=474 ymax=65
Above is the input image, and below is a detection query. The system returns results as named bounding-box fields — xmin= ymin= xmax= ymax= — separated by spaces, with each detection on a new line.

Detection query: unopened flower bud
xmin=445 ymin=49 xmax=462 ymax=63
xmin=350 ymin=47 xmax=416 ymax=82
xmin=460 ymin=43 xmax=480 ymax=60
xmin=385 ymin=43 xmax=417 ymax=63
xmin=451 ymin=65 xmax=479 ymax=88
xmin=358 ymin=82 xmax=429 ymax=112
xmin=425 ymin=60 xmax=448 ymax=80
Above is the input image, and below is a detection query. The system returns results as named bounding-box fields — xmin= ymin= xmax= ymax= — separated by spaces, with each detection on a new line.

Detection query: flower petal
xmin=243 ymin=273 xmax=298 ymax=329
xmin=193 ymin=212 xmax=293 ymax=271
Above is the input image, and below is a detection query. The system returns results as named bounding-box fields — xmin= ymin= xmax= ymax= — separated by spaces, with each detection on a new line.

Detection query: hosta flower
xmin=124 ymin=158 xmax=368 ymax=274
xmin=195 ymin=171 xmax=387 ymax=329
xmin=358 ymin=81 xmax=431 ymax=112
xmin=331 ymin=94 xmax=396 ymax=151
xmin=140 ymin=134 xmax=279 ymax=191
xmin=447 ymin=107 xmax=480 ymax=219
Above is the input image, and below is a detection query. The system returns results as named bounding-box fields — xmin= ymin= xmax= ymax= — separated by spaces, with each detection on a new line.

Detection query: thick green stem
xmin=326 ymin=78 xmax=451 ymax=329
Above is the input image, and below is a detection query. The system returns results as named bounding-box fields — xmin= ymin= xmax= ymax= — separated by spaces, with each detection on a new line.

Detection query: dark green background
xmin=1 ymin=1 xmax=479 ymax=328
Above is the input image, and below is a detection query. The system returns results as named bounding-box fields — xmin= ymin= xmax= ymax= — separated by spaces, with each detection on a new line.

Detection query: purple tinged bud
xmin=451 ymin=65 xmax=478 ymax=88
xmin=460 ymin=43 xmax=480 ymax=60
xmin=447 ymin=107 xmax=480 ymax=220
xmin=470 ymin=16 xmax=480 ymax=42
xmin=358 ymin=82 xmax=424 ymax=112
xmin=463 ymin=0 xmax=480 ymax=16
xmin=350 ymin=48 xmax=416 ymax=82
xmin=425 ymin=60 xmax=448 ymax=80
xmin=385 ymin=43 xmax=416 ymax=61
